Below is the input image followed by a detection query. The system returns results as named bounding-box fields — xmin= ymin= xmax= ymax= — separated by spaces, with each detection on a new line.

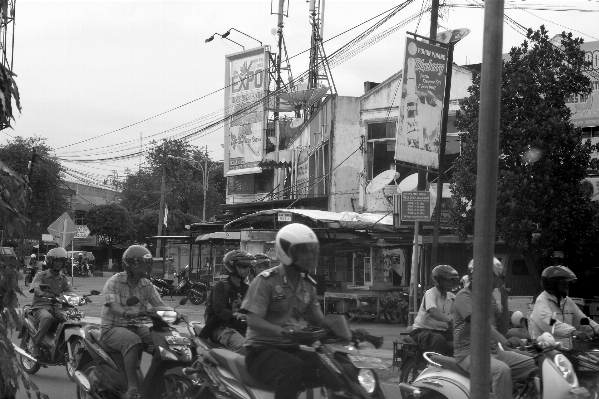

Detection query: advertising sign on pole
xmin=74 ymin=225 xmax=90 ymax=239
xmin=400 ymin=191 xmax=431 ymax=221
xmin=394 ymin=36 xmax=449 ymax=169
xmin=223 ymin=46 xmax=270 ymax=174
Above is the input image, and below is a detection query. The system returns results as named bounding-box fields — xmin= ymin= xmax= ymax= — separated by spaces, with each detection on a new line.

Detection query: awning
xmin=224 ymin=167 xmax=262 ymax=177
xmin=196 ymin=231 xmax=241 ymax=242
xmin=224 ymin=209 xmax=395 ymax=232
xmin=259 ymin=150 xmax=294 ymax=169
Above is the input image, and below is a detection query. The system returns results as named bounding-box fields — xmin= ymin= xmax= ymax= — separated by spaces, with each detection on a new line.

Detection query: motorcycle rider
xmin=100 ymin=245 xmax=170 ymax=399
xmin=29 ymin=247 xmax=75 ymax=358
xmin=241 ymin=223 xmax=325 ymax=399
xmin=530 ymin=265 xmax=599 ymax=347
xmin=454 ymin=257 xmax=536 ymax=399
xmin=410 ymin=264 xmax=459 ymax=356
xmin=248 ymin=253 xmax=271 ymax=283
xmin=77 ymin=252 xmax=89 ymax=275
xmin=200 ymin=250 xmax=254 ymax=352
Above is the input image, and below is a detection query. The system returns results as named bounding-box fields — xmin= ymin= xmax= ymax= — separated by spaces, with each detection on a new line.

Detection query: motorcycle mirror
xmin=550 ymin=311 xmax=557 ymax=335
xmin=126 ymin=296 xmax=141 ymax=306
xmin=179 ymin=298 xmax=188 ymax=306
xmin=581 ymin=317 xmax=590 ymax=326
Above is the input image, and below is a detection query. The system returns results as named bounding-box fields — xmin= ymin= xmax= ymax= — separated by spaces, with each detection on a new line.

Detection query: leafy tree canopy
xmin=87 ymin=203 xmax=133 ymax=246
xmin=451 ymin=26 xmax=599 ymax=261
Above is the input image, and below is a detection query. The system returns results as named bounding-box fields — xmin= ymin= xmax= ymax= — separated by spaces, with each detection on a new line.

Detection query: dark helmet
xmin=541 ymin=265 xmax=576 ymax=294
xmin=431 ymin=265 xmax=459 ymax=287
xmin=223 ymin=250 xmax=256 ymax=276
xmin=47 ymin=247 xmax=68 ymax=270
xmin=122 ymin=245 xmax=153 ymax=277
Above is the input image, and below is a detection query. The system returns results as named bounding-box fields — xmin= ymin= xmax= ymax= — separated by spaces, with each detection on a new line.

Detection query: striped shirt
xmin=101 ymin=272 xmax=165 ymax=333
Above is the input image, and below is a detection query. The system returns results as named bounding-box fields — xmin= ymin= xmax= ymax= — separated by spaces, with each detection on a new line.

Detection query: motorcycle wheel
xmin=188 ymin=288 xmax=206 ymax=305
xmin=160 ymin=374 xmax=193 ymax=399
xmin=66 ymin=336 xmax=85 ymax=382
xmin=76 ymin=361 xmax=97 ymax=399
xmin=399 ymin=358 xmax=426 ymax=399
xmin=384 ymin=301 xmax=406 ymax=325
xmin=19 ymin=335 xmax=41 ymax=374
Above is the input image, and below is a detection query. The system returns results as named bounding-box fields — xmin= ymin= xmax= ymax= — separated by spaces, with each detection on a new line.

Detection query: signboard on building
xmin=394 ymin=36 xmax=449 ymax=169
xmin=567 ymin=40 xmax=599 ymax=127
xmin=277 ymin=212 xmax=292 ymax=222
xmin=400 ymin=191 xmax=431 ymax=221
xmin=74 ymin=225 xmax=90 ymax=239
xmin=295 ymin=147 xmax=310 ymax=196
xmin=224 ymin=46 xmax=270 ymax=174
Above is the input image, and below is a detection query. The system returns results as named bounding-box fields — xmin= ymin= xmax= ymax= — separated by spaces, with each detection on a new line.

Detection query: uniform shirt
xmin=241 ymin=264 xmax=323 ymax=347
xmin=413 ymin=286 xmax=454 ymax=331
xmin=30 ymin=269 xmax=74 ymax=309
xmin=530 ymin=291 xmax=599 ymax=348
xmin=453 ymin=287 xmax=499 ymax=362
xmin=101 ymin=272 xmax=165 ymax=333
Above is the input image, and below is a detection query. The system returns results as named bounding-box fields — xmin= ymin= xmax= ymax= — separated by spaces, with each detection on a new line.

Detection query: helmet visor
xmin=235 ymin=259 xmax=257 ymax=269
xmin=126 ymin=257 xmax=153 ymax=275
xmin=52 ymin=258 xmax=66 ymax=268
xmin=289 ymin=242 xmax=320 ymax=272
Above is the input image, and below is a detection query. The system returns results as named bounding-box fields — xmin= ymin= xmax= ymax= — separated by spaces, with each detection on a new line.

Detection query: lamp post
xmin=205 ymin=33 xmax=244 ymax=49
xmin=167 ymin=152 xmax=221 ymax=222
xmin=221 ymin=28 xmax=263 ymax=46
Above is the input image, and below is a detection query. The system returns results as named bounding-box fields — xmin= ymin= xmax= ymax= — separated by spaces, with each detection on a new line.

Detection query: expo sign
xmin=231 ymin=58 xmax=265 ymax=93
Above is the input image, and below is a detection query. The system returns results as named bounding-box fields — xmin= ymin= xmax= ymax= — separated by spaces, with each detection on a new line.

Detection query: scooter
xmin=73 ymin=297 xmax=197 ymax=399
xmin=182 ymin=314 xmax=387 ymax=399
xmin=18 ymin=284 xmax=94 ymax=381
xmin=399 ymin=315 xmax=591 ymax=399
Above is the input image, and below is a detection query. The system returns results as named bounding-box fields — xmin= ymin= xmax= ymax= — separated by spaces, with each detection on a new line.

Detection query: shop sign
xmin=277 ymin=212 xmax=293 ymax=222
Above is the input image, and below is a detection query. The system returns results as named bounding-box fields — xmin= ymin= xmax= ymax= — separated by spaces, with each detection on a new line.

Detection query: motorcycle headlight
xmin=156 ymin=311 xmax=178 ymax=323
xmin=358 ymin=369 xmax=376 ymax=393
xmin=554 ymin=353 xmax=576 ymax=386
xmin=66 ymin=295 xmax=81 ymax=306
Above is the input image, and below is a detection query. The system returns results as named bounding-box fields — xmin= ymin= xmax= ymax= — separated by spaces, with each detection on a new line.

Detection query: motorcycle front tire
xmin=188 ymin=287 xmax=206 ymax=305
xmin=20 ymin=334 xmax=41 ymax=374
xmin=399 ymin=357 xmax=426 ymax=399
xmin=76 ymin=360 xmax=98 ymax=399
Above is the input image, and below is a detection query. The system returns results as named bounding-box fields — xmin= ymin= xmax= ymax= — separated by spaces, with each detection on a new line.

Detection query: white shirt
xmin=413 ymin=286 xmax=454 ymax=331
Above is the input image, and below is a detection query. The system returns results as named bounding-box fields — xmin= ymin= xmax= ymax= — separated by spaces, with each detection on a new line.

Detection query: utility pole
xmin=27 ymin=147 xmax=36 ymax=184
xmin=157 ymin=141 xmax=167 ymax=258
xmin=202 ymin=145 xmax=208 ymax=222
xmin=471 ymin=1 xmax=505 ymax=398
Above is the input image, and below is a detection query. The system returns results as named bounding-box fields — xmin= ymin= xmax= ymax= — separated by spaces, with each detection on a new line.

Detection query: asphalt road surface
xmin=11 ymin=275 xmax=404 ymax=398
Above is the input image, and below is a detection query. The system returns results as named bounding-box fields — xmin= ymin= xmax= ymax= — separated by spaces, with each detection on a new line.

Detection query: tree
xmin=87 ymin=203 xmax=133 ymax=262
xmin=451 ymin=26 xmax=599 ymax=263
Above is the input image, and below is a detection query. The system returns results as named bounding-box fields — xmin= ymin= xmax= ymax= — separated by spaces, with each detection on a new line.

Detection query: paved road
xmin=11 ymin=275 xmax=404 ymax=398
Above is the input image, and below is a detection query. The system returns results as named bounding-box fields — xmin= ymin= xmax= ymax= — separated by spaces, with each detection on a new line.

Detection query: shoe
xmin=126 ymin=388 xmax=140 ymax=399
xmin=31 ymin=345 xmax=41 ymax=358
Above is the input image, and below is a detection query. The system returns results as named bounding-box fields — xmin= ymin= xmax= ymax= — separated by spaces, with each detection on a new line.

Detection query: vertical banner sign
xmin=224 ymin=47 xmax=270 ymax=173
xmin=395 ymin=36 xmax=449 ymax=169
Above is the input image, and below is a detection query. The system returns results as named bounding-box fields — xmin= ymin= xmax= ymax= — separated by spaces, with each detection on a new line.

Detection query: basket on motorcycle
xmin=292 ymin=327 xmax=328 ymax=345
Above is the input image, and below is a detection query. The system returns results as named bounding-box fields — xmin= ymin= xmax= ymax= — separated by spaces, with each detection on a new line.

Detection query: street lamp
xmin=167 ymin=155 xmax=221 ymax=222
xmin=221 ymin=28 xmax=263 ymax=47
xmin=205 ymin=33 xmax=244 ymax=50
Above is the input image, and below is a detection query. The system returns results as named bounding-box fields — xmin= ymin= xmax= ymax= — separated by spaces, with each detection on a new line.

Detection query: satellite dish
xmin=397 ymin=173 xmax=420 ymax=192
xmin=366 ymin=170 xmax=399 ymax=194
xmin=436 ymin=28 xmax=471 ymax=44
xmin=291 ymin=118 xmax=304 ymax=128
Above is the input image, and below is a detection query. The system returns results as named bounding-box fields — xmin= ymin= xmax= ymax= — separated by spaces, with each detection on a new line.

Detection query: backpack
xmin=204 ymin=281 xmax=230 ymax=322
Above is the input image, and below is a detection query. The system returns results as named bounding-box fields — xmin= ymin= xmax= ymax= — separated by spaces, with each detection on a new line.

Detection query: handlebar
xmin=351 ymin=329 xmax=384 ymax=349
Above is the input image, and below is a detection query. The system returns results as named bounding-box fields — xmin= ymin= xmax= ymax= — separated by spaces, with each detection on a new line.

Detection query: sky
xmin=5 ymin=0 xmax=599 ymax=187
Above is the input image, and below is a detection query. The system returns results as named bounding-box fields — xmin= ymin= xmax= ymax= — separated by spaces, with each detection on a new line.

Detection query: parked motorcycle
xmin=381 ymin=292 xmax=409 ymax=325
xmin=149 ymin=272 xmax=207 ymax=305
xmin=73 ymin=297 xmax=197 ymax=399
xmin=182 ymin=314 xmax=386 ymax=399
xmin=18 ymin=284 xmax=94 ymax=381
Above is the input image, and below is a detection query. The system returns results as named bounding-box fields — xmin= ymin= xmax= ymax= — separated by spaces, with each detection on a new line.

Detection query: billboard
xmin=224 ymin=47 xmax=270 ymax=173
xmin=394 ymin=36 xmax=449 ymax=169
xmin=567 ymin=44 xmax=599 ymax=127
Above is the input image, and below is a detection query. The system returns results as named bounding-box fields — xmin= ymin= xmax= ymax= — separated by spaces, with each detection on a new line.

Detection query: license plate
xmin=166 ymin=336 xmax=191 ymax=346
xmin=347 ymin=354 xmax=387 ymax=369
xmin=66 ymin=310 xmax=83 ymax=318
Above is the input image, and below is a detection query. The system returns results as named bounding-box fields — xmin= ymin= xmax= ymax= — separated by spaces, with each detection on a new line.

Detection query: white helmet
xmin=30 ymin=254 xmax=36 ymax=259
xmin=275 ymin=223 xmax=320 ymax=272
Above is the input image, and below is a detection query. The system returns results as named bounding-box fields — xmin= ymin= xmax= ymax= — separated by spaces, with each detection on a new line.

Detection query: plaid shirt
xmin=101 ymin=272 xmax=165 ymax=333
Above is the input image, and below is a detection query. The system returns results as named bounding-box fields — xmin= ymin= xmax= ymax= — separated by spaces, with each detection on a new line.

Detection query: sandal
xmin=126 ymin=388 xmax=140 ymax=399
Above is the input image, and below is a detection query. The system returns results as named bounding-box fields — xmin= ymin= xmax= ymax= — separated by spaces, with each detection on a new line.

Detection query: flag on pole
xmin=164 ymin=204 xmax=168 ymax=228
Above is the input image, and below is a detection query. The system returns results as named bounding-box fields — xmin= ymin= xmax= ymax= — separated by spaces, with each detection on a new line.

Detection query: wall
xmin=329 ymin=96 xmax=362 ymax=212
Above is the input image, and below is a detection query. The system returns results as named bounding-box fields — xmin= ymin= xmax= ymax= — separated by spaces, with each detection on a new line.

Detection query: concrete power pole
xmin=157 ymin=141 xmax=167 ymax=258
xmin=203 ymin=145 xmax=208 ymax=222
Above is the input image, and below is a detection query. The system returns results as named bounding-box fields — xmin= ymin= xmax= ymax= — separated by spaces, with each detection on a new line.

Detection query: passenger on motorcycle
xmin=241 ymin=223 xmax=325 ymax=399
xmin=454 ymin=257 xmax=536 ymax=399
xmin=410 ymin=264 xmax=459 ymax=356
xmin=77 ymin=252 xmax=90 ymax=275
xmin=530 ymin=265 xmax=599 ymax=347
xmin=201 ymin=250 xmax=254 ymax=353
xmin=248 ymin=253 xmax=271 ymax=283
xmin=29 ymin=247 xmax=74 ymax=358
xmin=100 ymin=245 xmax=170 ymax=399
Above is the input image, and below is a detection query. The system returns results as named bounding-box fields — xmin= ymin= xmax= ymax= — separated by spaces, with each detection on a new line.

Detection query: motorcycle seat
xmin=89 ymin=329 xmax=120 ymax=354
xmin=209 ymin=349 xmax=272 ymax=391
xmin=402 ymin=336 xmax=418 ymax=346
xmin=429 ymin=354 xmax=470 ymax=378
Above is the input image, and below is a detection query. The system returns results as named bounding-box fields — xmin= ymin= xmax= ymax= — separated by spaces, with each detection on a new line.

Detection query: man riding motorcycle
xmin=200 ymin=250 xmax=254 ymax=353
xmin=530 ymin=265 xmax=599 ymax=347
xmin=454 ymin=257 xmax=536 ymax=399
xmin=100 ymin=245 xmax=171 ymax=399
xmin=241 ymin=223 xmax=326 ymax=399
xmin=29 ymin=247 xmax=75 ymax=358
xmin=410 ymin=264 xmax=459 ymax=356
xmin=248 ymin=253 xmax=271 ymax=283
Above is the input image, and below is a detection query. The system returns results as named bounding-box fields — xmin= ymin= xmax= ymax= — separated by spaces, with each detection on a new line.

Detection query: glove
xmin=123 ymin=310 xmax=140 ymax=320
xmin=505 ymin=336 xmax=525 ymax=350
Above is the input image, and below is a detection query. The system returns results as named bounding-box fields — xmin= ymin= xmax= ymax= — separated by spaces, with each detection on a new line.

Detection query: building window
xmin=367 ymin=122 xmax=397 ymax=180
xmin=74 ymin=211 xmax=86 ymax=226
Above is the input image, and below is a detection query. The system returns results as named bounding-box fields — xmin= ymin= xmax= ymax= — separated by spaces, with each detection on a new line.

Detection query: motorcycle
xmin=73 ymin=297 xmax=198 ymax=399
xmin=395 ymin=329 xmax=426 ymax=399
xmin=381 ymin=292 xmax=409 ymax=325
xmin=149 ymin=271 xmax=207 ymax=305
xmin=399 ymin=316 xmax=591 ymax=399
xmin=18 ymin=284 xmax=94 ymax=381
xmin=24 ymin=265 xmax=38 ymax=286
xmin=182 ymin=314 xmax=387 ymax=399
xmin=67 ymin=261 xmax=92 ymax=277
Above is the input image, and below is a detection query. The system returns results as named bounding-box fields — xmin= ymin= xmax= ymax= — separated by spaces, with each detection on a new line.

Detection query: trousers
xmin=410 ymin=327 xmax=453 ymax=356
xmin=31 ymin=308 xmax=54 ymax=346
